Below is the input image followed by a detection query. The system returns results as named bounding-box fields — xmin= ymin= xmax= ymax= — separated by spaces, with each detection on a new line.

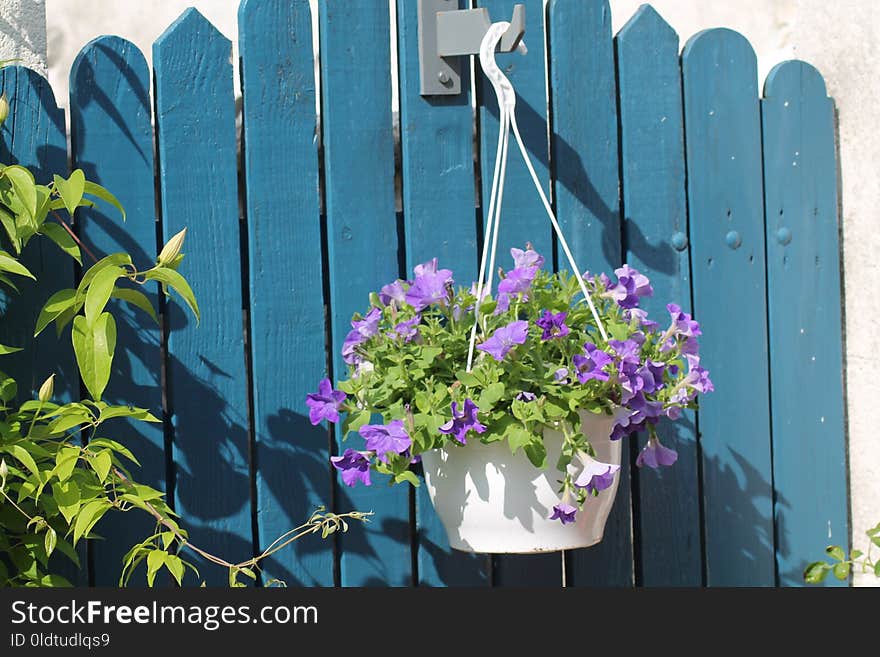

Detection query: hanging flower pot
xmin=422 ymin=406 xmax=632 ymax=553
xmin=305 ymin=23 xmax=712 ymax=555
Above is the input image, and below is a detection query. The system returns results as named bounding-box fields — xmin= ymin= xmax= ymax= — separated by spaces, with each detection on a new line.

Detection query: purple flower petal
xmin=573 ymin=343 xmax=612 ymax=383
xmin=510 ymin=246 xmax=544 ymax=269
xmin=535 ymin=310 xmax=570 ymax=341
xmin=438 ymin=398 xmax=486 ymax=445
xmin=331 ymin=448 xmax=372 ymax=487
xmin=476 ymin=320 xmax=529 ymax=361
xmin=358 ymin=420 xmax=412 ymax=463
xmin=549 ymin=502 xmax=578 ymax=525
xmin=305 ymin=378 xmax=347 ymax=425
xmin=635 ymin=436 xmax=678 ymax=469
xmin=573 ymin=454 xmax=620 ymax=494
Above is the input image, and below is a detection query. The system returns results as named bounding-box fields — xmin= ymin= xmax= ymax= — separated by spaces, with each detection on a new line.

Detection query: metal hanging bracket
xmin=418 ymin=1 xmax=526 ymax=96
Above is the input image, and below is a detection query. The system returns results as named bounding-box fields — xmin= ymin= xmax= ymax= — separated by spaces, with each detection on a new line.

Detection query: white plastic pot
xmin=421 ymin=407 xmax=629 ymax=554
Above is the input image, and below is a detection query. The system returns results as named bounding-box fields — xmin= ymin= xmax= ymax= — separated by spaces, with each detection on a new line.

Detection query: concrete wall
xmin=1 ymin=1 xmax=876 ymax=585
xmin=0 ymin=0 xmax=47 ymax=74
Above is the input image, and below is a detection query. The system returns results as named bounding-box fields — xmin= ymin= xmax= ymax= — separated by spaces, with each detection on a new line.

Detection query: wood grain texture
xmin=0 ymin=65 xmax=84 ymax=585
xmin=154 ymin=9 xmax=252 ymax=585
xmin=548 ymin=0 xmax=631 ymax=588
xmin=476 ymin=0 xmax=558 ymax=586
xmin=319 ymin=0 xmax=411 ymax=587
xmin=761 ymin=61 xmax=848 ymax=586
xmin=615 ymin=6 xmax=701 ymax=587
xmin=396 ymin=0 xmax=490 ymax=587
xmin=682 ymin=28 xmax=775 ymax=586
xmin=69 ymin=36 xmax=163 ymax=586
xmin=239 ymin=0 xmax=333 ymax=588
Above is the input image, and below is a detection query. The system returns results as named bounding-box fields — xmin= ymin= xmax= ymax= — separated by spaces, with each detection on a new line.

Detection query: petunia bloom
xmin=550 ymin=501 xmax=578 ymax=525
xmin=573 ymin=343 xmax=612 ymax=383
xmin=511 ymin=246 xmax=544 ymax=269
xmin=342 ymin=329 xmax=367 ymax=365
xmin=306 ymin=378 xmax=347 ymax=425
xmin=477 ymin=320 xmax=529 ymax=361
xmin=438 ymin=399 xmax=486 ymax=445
xmin=535 ymin=310 xmax=570 ymax=341
xmin=380 ymin=279 xmax=408 ymax=306
xmin=331 ymin=449 xmax=372 ymax=487
xmin=389 ymin=315 xmax=421 ymax=342
xmin=359 ymin=420 xmax=412 ymax=463
xmin=497 ymin=266 xmax=538 ymax=297
xmin=636 ymin=435 xmax=678 ymax=469
xmin=352 ymin=307 xmax=382 ymax=338
xmin=573 ymin=453 xmax=620 ymax=494
xmin=406 ymin=268 xmax=453 ymax=311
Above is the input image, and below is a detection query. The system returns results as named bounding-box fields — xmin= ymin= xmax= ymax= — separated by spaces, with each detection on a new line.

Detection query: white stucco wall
xmin=1 ymin=1 xmax=876 ymax=585
xmin=0 ymin=0 xmax=47 ymax=74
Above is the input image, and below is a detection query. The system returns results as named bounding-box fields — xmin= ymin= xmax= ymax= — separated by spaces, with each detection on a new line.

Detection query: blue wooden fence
xmin=0 ymin=0 xmax=848 ymax=587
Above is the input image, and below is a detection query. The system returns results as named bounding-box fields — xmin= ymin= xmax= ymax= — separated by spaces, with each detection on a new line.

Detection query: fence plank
xmin=239 ymin=0 xmax=333 ymax=587
xmin=319 ymin=0 xmax=411 ymax=586
xmin=762 ymin=61 xmax=847 ymax=586
xmin=69 ymin=36 xmax=164 ymax=586
xmin=396 ymin=0 xmax=490 ymax=586
xmin=682 ymin=28 xmax=775 ymax=586
xmin=615 ymin=6 xmax=701 ymax=586
xmin=0 ymin=66 xmax=84 ymax=585
xmin=548 ymin=0 xmax=631 ymax=588
xmin=154 ymin=9 xmax=252 ymax=585
xmin=475 ymin=0 xmax=559 ymax=586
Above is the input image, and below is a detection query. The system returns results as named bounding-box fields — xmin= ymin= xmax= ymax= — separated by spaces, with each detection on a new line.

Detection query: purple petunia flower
xmin=306 ymin=378 xmax=347 ymax=425
xmin=359 ymin=420 xmax=412 ymax=463
xmin=515 ymin=391 xmax=537 ymax=402
xmin=682 ymin=355 xmax=714 ymax=394
xmin=388 ymin=315 xmax=421 ymax=342
xmin=625 ymin=307 xmax=659 ymax=332
xmin=609 ymin=338 xmax=642 ymax=365
xmin=535 ymin=310 xmax=570 ymax=341
xmin=498 ymin=266 xmax=538 ymax=297
xmin=438 ymin=398 xmax=486 ymax=445
xmin=352 ymin=307 xmax=382 ymax=338
xmin=553 ymin=367 xmax=571 ymax=384
xmin=550 ymin=502 xmax=578 ymax=525
xmin=573 ymin=343 xmax=613 ymax=383
xmin=616 ymin=264 xmax=653 ymax=297
xmin=406 ymin=268 xmax=454 ymax=311
xmin=636 ymin=435 xmax=678 ymax=469
xmin=666 ymin=303 xmax=702 ymax=337
xmin=476 ymin=320 xmax=529 ymax=361
xmin=342 ymin=329 xmax=367 ymax=365
xmin=331 ymin=448 xmax=372 ymax=487
xmin=573 ymin=454 xmax=620 ymax=494
xmin=380 ymin=279 xmax=408 ymax=306
xmin=511 ymin=246 xmax=545 ymax=269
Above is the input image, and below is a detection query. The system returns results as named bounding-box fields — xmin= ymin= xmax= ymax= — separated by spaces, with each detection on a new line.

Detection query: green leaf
xmin=523 ymin=439 xmax=547 ymax=469
xmin=44 ymin=527 xmax=57 ymax=557
xmin=0 ymin=250 xmax=34 ymax=279
xmin=506 ymin=425 xmax=533 ymax=454
xmin=53 ymin=170 xmax=85 ymax=218
xmin=34 ymin=288 xmax=77 ymax=337
xmin=54 ymin=446 xmax=80 ymax=482
xmin=874 ymin=562 xmax=880 ymax=578
xmin=0 ymin=206 xmax=20 ymax=254
xmin=477 ymin=382 xmax=505 ymax=412
xmin=3 ymin=165 xmax=37 ymax=219
xmin=341 ymin=409 xmax=371 ymax=438
xmin=111 ymin=287 xmax=158 ymax=323
xmin=53 ymin=481 xmax=81 ymax=524
xmin=78 ymin=253 xmax=132 ymax=293
xmin=393 ymin=470 xmax=421 ymax=487
xmin=825 ymin=545 xmax=846 ymax=561
xmin=165 ymin=554 xmax=185 ymax=585
xmin=0 ymin=344 xmax=22 ymax=354
xmin=850 ymin=550 xmax=863 ymax=560
xmin=455 ymin=370 xmax=481 ymax=387
xmin=39 ymin=222 xmax=81 ymax=264
xmin=144 ymin=267 xmax=200 ymax=322
xmin=37 ymin=574 xmax=72 ymax=587
xmin=86 ymin=438 xmax=140 ymax=466
xmin=85 ymin=266 xmax=123 ymax=326
xmin=83 ymin=181 xmax=126 ymax=221
xmin=803 ymin=562 xmax=829 ymax=584
xmin=7 ymin=444 xmax=40 ymax=479
xmin=72 ymin=499 xmax=110 ymax=545
xmin=89 ymin=450 xmax=112 ymax=483
xmin=98 ymin=405 xmax=160 ymax=423
xmin=72 ymin=313 xmax=116 ymax=401
xmin=832 ymin=561 xmax=850 ymax=580
xmin=146 ymin=550 xmax=166 ymax=587
xmin=0 ymin=273 xmax=20 ymax=292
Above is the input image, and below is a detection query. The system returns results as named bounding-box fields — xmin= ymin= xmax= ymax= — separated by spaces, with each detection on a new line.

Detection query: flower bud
xmin=157 ymin=227 xmax=187 ymax=266
xmin=0 ymin=458 xmax=7 ymax=481
xmin=38 ymin=374 xmax=54 ymax=403
xmin=0 ymin=94 xmax=8 ymax=126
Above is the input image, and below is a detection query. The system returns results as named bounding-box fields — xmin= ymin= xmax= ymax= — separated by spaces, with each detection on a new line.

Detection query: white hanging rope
xmin=466 ymin=22 xmax=607 ymax=373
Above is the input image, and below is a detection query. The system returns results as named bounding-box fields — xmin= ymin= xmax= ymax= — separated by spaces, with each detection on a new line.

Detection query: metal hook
xmin=419 ymin=1 xmax=526 ymax=96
